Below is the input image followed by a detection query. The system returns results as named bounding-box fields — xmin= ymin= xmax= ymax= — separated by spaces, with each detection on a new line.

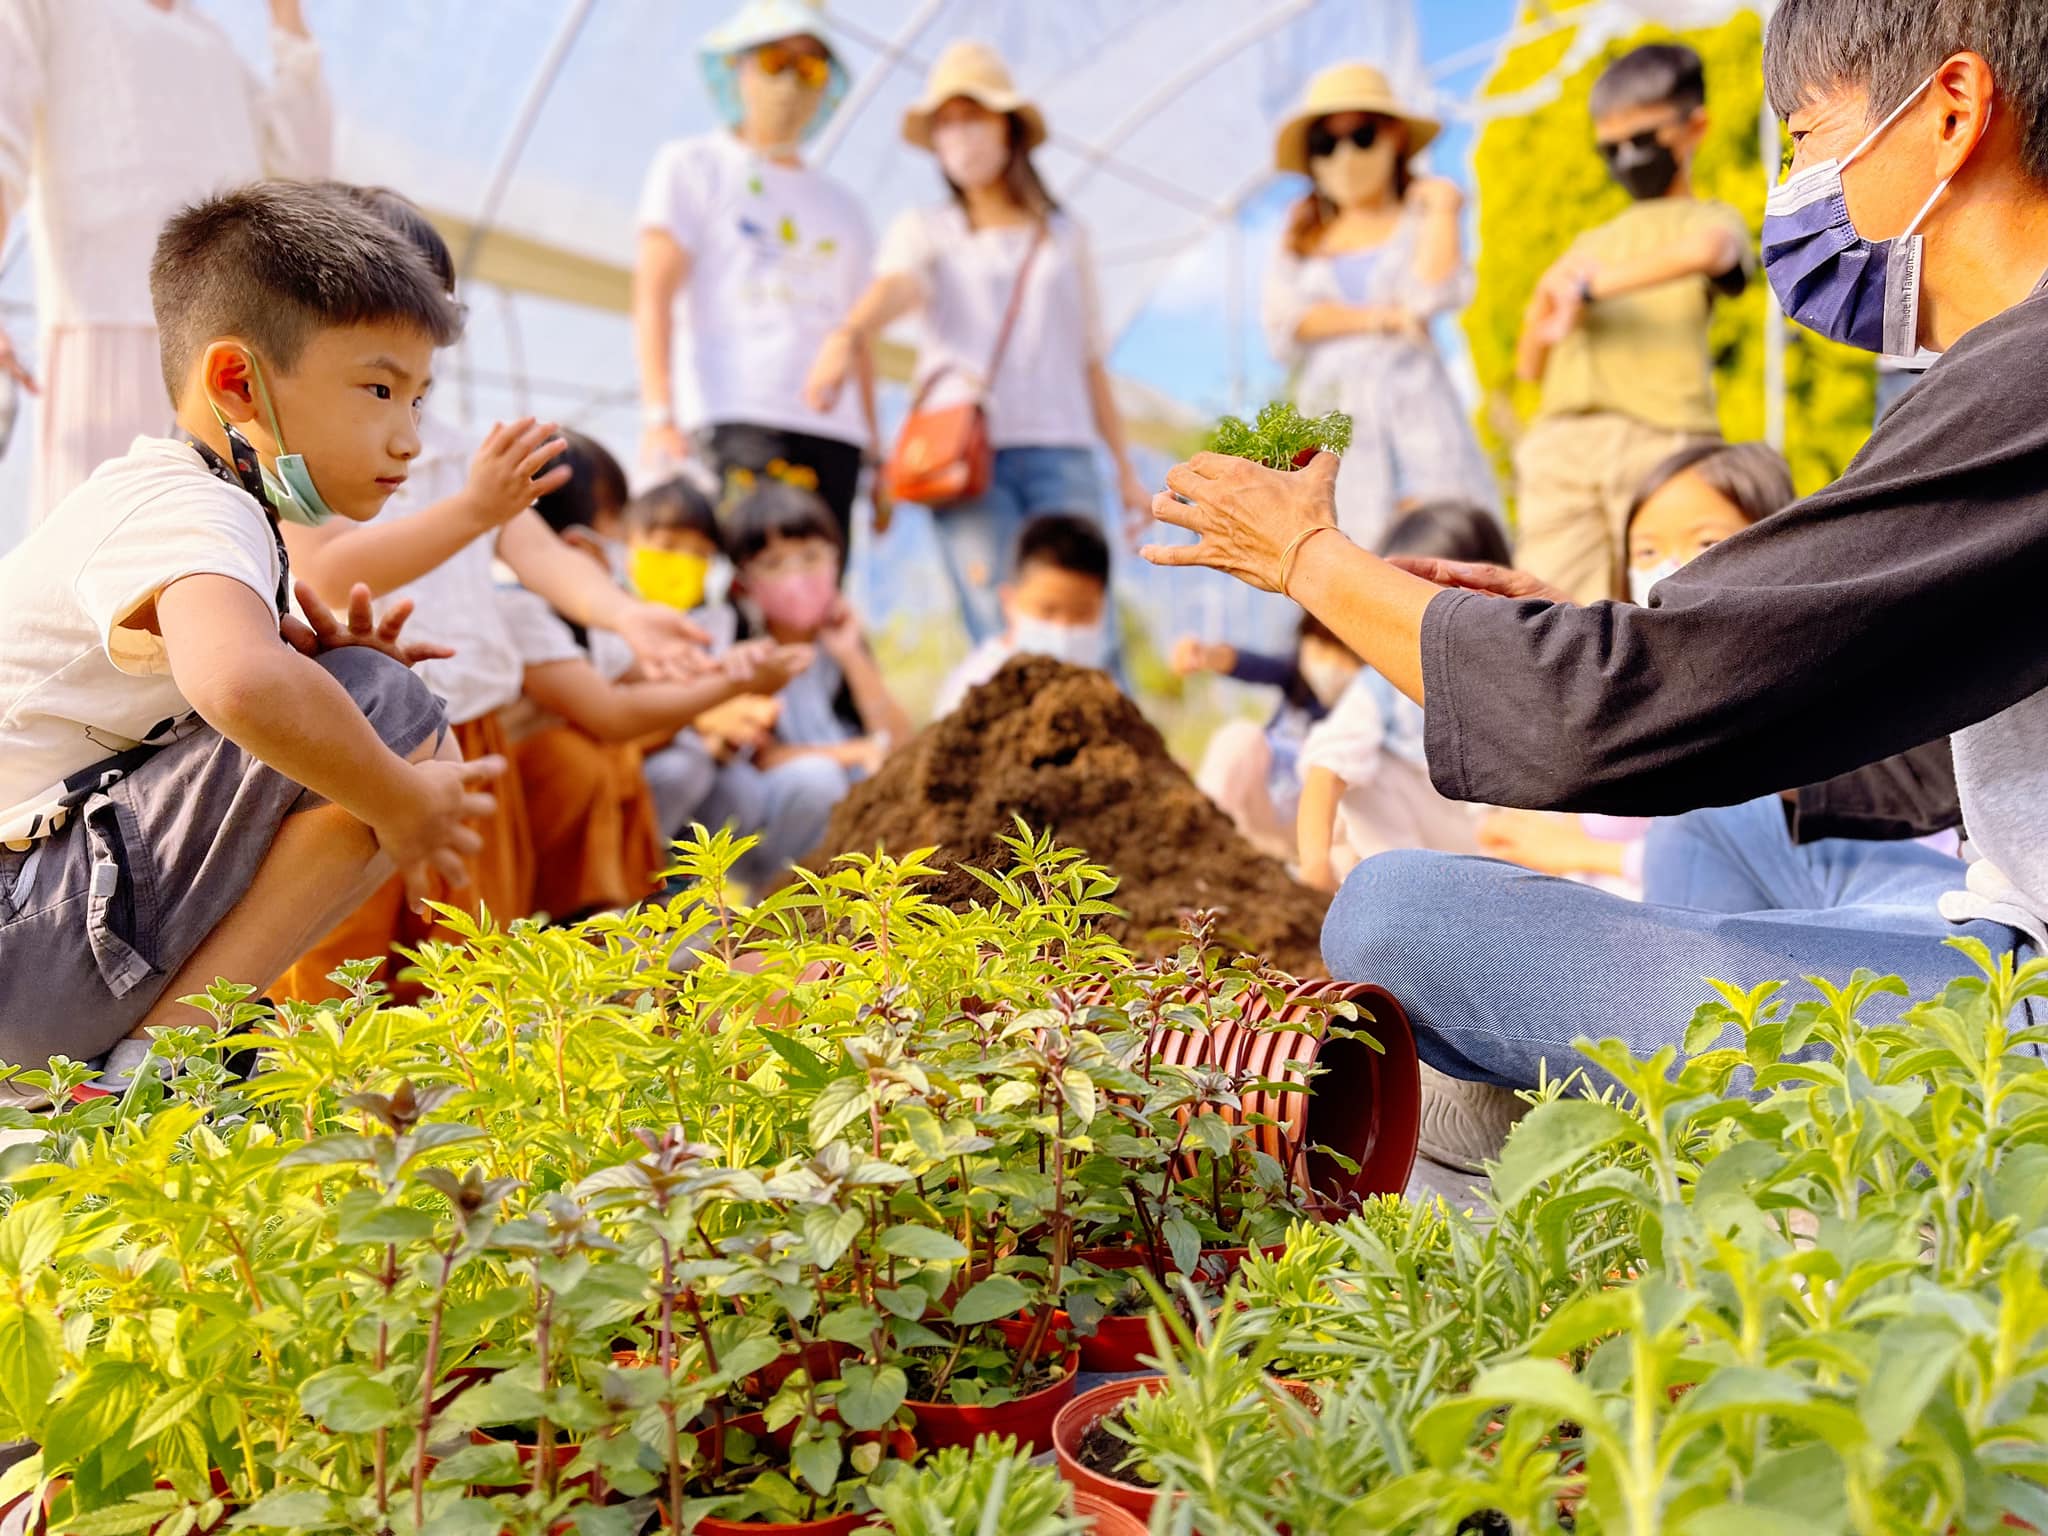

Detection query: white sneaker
xmin=0 ymin=1079 xmax=50 ymax=1114
xmin=1416 ymin=1063 xmax=1529 ymax=1175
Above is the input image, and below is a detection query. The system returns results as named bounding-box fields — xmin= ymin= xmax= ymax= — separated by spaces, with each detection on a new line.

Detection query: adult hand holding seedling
xmin=1143 ymin=451 xmax=1342 ymax=595
xmin=1145 ymin=401 xmax=1438 ymax=703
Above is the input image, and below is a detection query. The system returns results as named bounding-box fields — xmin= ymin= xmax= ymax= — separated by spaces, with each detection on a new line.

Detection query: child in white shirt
xmin=933 ymin=513 xmax=1111 ymax=718
xmin=0 ymin=183 xmax=482 ymax=1082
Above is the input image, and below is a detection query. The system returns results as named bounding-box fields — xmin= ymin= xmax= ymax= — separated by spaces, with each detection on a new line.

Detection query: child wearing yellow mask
xmin=624 ymin=474 xmax=723 ymax=616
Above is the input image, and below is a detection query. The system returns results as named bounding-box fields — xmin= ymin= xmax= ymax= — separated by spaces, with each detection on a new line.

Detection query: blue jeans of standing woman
xmin=929 ymin=445 xmax=1104 ymax=644
xmin=1321 ymin=813 xmax=2034 ymax=1092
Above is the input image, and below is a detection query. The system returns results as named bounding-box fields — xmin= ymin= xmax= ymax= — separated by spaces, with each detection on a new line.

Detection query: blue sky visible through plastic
xmin=0 ymin=0 xmax=1520 ymax=655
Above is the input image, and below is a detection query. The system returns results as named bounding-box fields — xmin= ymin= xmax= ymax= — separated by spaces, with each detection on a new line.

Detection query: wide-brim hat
xmin=700 ymin=0 xmax=849 ymax=142
xmin=902 ymin=39 xmax=1046 ymax=151
xmin=1273 ymin=61 xmax=1440 ymax=175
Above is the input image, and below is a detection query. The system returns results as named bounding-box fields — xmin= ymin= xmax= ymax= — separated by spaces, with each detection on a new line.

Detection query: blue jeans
xmin=929 ymin=446 xmax=1105 ymax=644
xmin=1322 ymin=838 xmax=2032 ymax=1091
xmin=1642 ymin=795 xmax=1963 ymax=914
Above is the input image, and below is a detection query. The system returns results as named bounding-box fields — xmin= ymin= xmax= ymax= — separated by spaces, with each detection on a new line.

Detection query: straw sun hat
xmin=902 ymin=40 xmax=1047 ymax=151
xmin=700 ymin=0 xmax=849 ymax=139
xmin=1272 ymin=61 xmax=1440 ymax=175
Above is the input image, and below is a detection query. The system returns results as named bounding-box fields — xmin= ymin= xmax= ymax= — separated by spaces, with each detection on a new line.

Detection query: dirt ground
xmin=807 ymin=655 xmax=1332 ymax=975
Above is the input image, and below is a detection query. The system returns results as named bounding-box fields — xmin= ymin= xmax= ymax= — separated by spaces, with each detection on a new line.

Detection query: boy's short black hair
xmin=626 ymin=474 xmax=722 ymax=545
xmin=1014 ymin=512 xmax=1110 ymax=586
xmin=149 ymin=181 xmax=464 ymax=400
xmin=340 ymin=184 xmax=457 ymax=294
xmin=1590 ymin=42 xmax=1708 ymax=120
xmin=1764 ymin=0 xmax=2048 ymax=184
xmin=725 ymin=480 xmax=843 ymax=567
xmin=1378 ymin=500 xmax=1513 ymax=568
xmin=533 ymin=429 xmax=629 ymax=535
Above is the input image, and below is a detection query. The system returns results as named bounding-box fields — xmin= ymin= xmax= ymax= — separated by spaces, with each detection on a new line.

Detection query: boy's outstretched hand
xmin=618 ymin=601 xmax=714 ymax=680
xmin=724 ymin=638 xmax=814 ymax=696
xmin=463 ymin=419 xmax=572 ymax=531
xmin=376 ymin=755 xmax=506 ymax=914
xmin=283 ymin=581 xmax=455 ymax=667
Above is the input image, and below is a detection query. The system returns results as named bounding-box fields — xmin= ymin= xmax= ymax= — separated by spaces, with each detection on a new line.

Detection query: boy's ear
xmin=200 ymin=341 xmax=261 ymax=426
xmin=1677 ymin=108 xmax=1711 ymax=154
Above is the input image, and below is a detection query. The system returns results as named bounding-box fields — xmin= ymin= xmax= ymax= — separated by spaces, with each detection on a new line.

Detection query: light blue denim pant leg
xmin=1642 ymin=794 xmax=1966 ymax=914
xmin=695 ymin=755 xmax=852 ymax=889
xmin=1322 ymin=847 xmax=2031 ymax=1091
xmin=929 ymin=446 xmax=1104 ymax=645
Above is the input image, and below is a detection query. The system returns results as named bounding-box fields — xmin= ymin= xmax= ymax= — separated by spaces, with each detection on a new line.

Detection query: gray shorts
xmin=0 ymin=649 xmax=444 ymax=1067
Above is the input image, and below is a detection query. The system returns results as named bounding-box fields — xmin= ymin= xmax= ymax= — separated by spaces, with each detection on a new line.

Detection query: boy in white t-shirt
xmin=0 ymin=182 xmax=490 ymax=1083
xmin=933 ymin=513 xmax=1111 ymax=718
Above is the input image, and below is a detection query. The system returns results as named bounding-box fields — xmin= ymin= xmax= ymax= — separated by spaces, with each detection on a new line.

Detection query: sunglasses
xmin=1307 ymin=118 xmax=1383 ymax=159
xmin=1596 ymin=119 xmax=1686 ymax=164
xmin=754 ymin=42 xmax=832 ymax=91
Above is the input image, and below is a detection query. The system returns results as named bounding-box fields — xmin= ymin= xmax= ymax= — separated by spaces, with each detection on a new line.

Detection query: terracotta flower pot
xmin=466 ymin=1429 xmax=595 ymax=1495
xmin=1051 ymin=1376 xmax=1168 ymax=1520
xmin=750 ymin=1339 xmax=854 ymax=1398
xmin=1134 ymin=979 xmax=1419 ymax=1204
xmin=1071 ymin=1488 xmax=1151 ymax=1536
xmin=907 ymin=1350 xmax=1080 ymax=1452
xmin=682 ymin=1512 xmax=879 ymax=1536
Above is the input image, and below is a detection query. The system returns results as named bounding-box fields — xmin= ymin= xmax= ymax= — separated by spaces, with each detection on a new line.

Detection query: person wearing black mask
xmin=1508 ymin=43 xmax=1755 ymax=604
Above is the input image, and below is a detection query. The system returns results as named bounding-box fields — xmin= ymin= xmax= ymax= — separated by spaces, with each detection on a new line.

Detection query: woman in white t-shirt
xmin=633 ymin=0 xmax=877 ymax=544
xmin=803 ymin=40 xmax=1150 ymax=645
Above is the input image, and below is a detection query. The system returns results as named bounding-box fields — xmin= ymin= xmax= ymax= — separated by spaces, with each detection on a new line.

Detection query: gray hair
xmin=1627 ymin=441 xmax=1796 ymax=532
xmin=1763 ymin=0 xmax=2048 ymax=180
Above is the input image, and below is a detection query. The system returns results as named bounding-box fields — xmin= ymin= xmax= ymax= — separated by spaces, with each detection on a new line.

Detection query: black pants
xmin=703 ymin=422 xmax=864 ymax=548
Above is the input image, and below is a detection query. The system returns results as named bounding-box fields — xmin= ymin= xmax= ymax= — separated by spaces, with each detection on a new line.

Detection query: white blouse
xmin=876 ymin=204 xmax=1106 ymax=451
xmin=0 ymin=0 xmax=333 ymax=332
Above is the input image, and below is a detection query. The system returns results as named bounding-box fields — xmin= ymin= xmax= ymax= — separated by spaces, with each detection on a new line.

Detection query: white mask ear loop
xmin=1840 ymin=72 xmax=1937 ymax=170
xmin=1897 ymin=97 xmax=1992 ymax=239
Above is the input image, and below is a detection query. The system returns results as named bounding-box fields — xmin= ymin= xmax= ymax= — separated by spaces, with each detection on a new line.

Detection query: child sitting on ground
xmin=0 ymin=182 xmax=489 ymax=1084
xmin=1174 ymin=612 xmax=1362 ymax=863
xmin=505 ymin=433 xmax=810 ymax=919
xmin=932 ymin=513 xmax=1112 ymax=718
xmin=1298 ymin=500 xmax=1511 ymax=892
xmin=1513 ymin=42 xmax=1754 ymax=602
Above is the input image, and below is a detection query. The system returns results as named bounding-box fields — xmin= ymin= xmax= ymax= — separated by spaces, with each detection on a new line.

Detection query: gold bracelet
xmin=1277 ymin=523 xmax=1339 ymax=597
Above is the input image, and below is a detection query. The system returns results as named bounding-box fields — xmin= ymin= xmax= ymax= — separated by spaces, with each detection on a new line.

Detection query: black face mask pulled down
xmin=1602 ymin=135 xmax=1680 ymax=201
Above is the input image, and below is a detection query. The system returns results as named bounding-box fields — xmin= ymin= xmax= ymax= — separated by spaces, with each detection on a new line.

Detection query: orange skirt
xmin=273 ymin=711 xmax=534 ymax=1006
xmin=512 ymin=727 xmax=663 ymax=920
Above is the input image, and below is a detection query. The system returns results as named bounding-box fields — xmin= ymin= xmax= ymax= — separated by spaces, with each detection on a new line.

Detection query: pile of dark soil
xmin=807 ymin=655 xmax=1332 ymax=975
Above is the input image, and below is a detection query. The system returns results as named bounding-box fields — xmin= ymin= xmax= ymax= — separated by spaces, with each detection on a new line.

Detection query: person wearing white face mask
xmin=804 ymin=40 xmax=1149 ymax=648
xmin=1261 ymin=63 xmax=1501 ymax=551
xmin=932 ymin=513 xmax=1111 ymax=719
xmin=633 ymin=0 xmax=878 ymax=546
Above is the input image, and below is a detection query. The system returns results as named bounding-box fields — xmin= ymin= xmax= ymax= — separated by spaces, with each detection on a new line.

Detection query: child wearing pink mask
xmin=725 ymin=481 xmax=910 ymax=777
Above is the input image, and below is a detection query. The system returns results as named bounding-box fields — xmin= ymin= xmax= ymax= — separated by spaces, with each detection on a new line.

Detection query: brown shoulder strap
xmin=984 ymin=219 xmax=1050 ymax=388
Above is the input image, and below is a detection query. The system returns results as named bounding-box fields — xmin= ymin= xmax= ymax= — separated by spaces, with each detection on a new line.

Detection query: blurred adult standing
xmin=803 ymin=40 xmax=1151 ymax=645
xmin=1262 ymin=63 xmax=1498 ymax=549
xmin=0 ymin=0 xmax=333 ymax=526
xmin=634 ymin=0 xmax=877 ymax=544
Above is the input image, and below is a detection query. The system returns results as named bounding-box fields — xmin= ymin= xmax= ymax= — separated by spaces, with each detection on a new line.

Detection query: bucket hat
xmin=1273 ymin=60 xmax=1440 ymax=174
xmin=901 ymin=39 xmax=1046 ymax=151
xmin=701 ymin=0 xmax=848 ymax=141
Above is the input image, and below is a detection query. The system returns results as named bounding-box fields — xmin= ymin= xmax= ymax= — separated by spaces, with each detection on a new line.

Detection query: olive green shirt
xmin=1538 ymin=196 xmax=1755 ymax=436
